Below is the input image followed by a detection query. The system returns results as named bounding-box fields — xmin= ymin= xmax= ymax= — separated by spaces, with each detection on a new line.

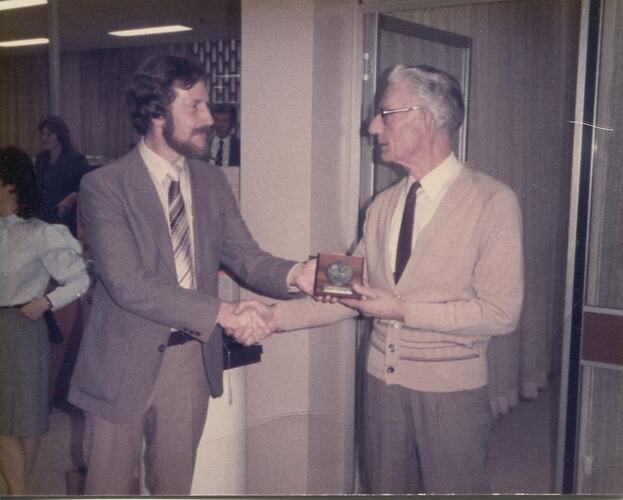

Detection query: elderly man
xmin=236 ymin=64 xmax=524 ymax=494
xmin=68 ymin=55 xmax=314 ymax=495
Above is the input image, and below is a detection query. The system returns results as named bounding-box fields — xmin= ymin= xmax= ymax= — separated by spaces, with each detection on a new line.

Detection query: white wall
xmin=240 ymin=0 xmax=358 ymax=494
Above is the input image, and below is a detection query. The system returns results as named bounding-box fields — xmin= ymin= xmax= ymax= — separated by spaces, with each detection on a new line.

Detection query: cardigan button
xmin=388 ymin=344 xmax=395 ymax=353
xmin=386 ymin=366 xmax=395 ymax=374
xmin=158 ymin=344 xmax=166 ymax=353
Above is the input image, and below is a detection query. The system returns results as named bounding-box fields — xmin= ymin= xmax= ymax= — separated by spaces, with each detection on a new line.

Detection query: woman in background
xmin=0 ymin=147 xmax=90 ymax=495
xmin=35 ymin=116 xmax=91 ymax=236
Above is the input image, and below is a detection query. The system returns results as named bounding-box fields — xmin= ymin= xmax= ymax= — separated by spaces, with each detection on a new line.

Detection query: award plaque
xmin=314 ymin=253 xmax=364 ymax=298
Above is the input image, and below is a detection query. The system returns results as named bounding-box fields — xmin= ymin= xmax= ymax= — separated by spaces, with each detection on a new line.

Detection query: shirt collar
xmin=215 ymin=134 xmax=231 ymax=143
xmin=139 ymin=138 xmax=187 ymax=183
xmin=0 ymin=214 xmax=23 ymax=229
xmin=407 ymin=152 xmax=462 ymax=201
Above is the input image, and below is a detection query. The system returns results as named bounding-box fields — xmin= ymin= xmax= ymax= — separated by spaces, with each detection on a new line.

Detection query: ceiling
xmin=0 ymin=0 xmax=240 ymax=53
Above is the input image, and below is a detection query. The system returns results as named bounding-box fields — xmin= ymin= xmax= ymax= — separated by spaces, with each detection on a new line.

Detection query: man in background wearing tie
xmin=205 ymin=103 xmax=240 ymax=167
xmin=237 ymin=64 xmax=524 ymax=494
xmin=68 ymin=55 xmax=314 ymax=495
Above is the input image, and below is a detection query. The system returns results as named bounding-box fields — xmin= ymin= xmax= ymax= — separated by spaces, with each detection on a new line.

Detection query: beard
xmin=162 ymin=115 xmax=210 ymax=160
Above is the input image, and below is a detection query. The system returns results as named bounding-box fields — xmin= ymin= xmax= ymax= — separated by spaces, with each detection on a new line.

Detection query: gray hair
xmin=387 ymin=64 xmax=464 ymax=134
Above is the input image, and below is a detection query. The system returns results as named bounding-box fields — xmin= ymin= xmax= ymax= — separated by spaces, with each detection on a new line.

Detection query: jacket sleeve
xmin=214 ymin=168 xmax=298 ymax=299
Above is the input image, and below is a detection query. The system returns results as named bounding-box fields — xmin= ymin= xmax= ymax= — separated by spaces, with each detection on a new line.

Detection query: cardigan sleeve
xmin=402 ymin=186 xmax=524 ymax=336
xmin=274 ymin=296 xmax=357 ymax=332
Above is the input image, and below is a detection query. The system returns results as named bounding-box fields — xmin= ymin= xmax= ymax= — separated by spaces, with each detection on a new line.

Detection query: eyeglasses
xmin=375 ymin=105 xmax=422 ymax=121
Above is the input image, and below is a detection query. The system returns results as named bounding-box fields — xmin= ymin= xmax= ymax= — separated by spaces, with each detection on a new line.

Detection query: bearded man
xmin=69 ymin=55 xmax=314 ymax=495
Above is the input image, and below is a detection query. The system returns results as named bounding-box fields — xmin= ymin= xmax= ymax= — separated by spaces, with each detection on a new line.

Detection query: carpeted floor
xmin=28 ymin=383 xmax=558 ymax=495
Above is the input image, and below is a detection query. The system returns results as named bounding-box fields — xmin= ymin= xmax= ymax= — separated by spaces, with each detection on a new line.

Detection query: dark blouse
xmin=35 ymin=149 xmax=91 ymax=236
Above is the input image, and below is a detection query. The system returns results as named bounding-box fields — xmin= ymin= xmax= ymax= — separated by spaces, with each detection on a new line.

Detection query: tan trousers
xmin=83 ymin=340 xmax=209 ymax=495
xmin=0 ymin=435 xmax=40 ymax=495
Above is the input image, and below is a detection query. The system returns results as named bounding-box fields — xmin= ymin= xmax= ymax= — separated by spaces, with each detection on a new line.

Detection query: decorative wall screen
xmin=192 ymin=39 xmax=240 ymax=104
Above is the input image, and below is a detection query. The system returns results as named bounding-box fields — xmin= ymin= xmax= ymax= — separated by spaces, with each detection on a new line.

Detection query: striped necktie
xmin=168 ymin=169 xmax=195 ymax=289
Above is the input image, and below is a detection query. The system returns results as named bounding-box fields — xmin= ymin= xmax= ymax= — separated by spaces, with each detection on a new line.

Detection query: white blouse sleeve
xmin=40 ymin=223 xmax=91 ymax=310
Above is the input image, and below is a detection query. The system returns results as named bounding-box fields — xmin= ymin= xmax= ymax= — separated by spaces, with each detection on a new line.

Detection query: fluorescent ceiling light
xmin=0 ymin=37 xmax=49 ymax=47
xmin=0 ymin=0 xmax=47 ymax=11
xmin=109 ymin=25 xmax=192 ymax=37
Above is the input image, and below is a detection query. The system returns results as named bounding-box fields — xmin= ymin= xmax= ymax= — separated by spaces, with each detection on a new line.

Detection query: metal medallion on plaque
xmin=314 ymin=253 xmax=364 ymax=298
xmin=326 ymin=260 xmax=354 ymax=287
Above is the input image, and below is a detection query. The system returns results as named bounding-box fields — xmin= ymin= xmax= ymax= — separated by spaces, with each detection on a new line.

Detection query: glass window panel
xmin=576 ymin=365 xmax=623 ymax=493
xmin=585 ymin=0 xmax=623 ymax=309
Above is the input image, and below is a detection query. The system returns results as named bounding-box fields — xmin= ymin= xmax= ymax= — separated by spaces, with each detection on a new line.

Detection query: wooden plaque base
xmin=313 ymin=253 xmax=364 ymax=298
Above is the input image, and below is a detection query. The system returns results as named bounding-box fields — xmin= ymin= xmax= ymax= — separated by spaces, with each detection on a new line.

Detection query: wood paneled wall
xmin=1 ymin=40 xmax=236 ymax=161
xmin=0 ymin=53 xmax=49 ymax=154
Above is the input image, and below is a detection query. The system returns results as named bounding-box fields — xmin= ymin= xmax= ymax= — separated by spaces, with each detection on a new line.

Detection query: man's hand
xmin=339 ymin=283 xmax=405 ymax=321
xmin=218 ymin=301 xmax=271 ymax=346
xmin=227 ymin=300 xmax=279 ymax=345
xmin=20 ymin=297 xmax=51 ymax=321
xmin=289 ymin=258 xmax=317 ymax=296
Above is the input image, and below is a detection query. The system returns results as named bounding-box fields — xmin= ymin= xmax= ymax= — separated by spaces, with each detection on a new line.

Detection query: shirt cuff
xmin=286 ymin=262 xmax=304 ymax=293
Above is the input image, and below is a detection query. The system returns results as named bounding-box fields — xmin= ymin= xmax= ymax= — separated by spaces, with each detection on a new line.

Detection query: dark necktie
xmin=394 ymin=181 xmax=420 ymax=284
xmin=215 ymin=139 xmax=224 ymax=166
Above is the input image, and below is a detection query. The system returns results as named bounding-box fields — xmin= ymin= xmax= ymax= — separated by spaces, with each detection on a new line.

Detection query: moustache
xmin=192 ymin=126 xmax=211 ymax=136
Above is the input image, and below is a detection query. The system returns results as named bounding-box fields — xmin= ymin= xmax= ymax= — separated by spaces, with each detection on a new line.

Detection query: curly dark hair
xmin=38 ymin=116 xmax=73 ymax=152
xmin=210 ymin=102 xmax=237 ymax=124
xmin=127 ymin=55 xmax=206 ymax=135
xmin=0 ymin=147 xmax=38 ymax=219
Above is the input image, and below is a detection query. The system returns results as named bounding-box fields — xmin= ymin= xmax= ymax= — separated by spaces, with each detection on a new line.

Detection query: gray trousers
xmin=83 ymin=340 xmax=209 ymax=495
xmin=362 ymin=373 xmax=494 ymax=494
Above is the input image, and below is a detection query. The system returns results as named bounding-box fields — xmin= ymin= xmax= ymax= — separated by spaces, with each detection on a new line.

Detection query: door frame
xmin=555 ymin=0 xmax=594 ymax=492
xmin=557 ymin=0 xmax=623 ymax=493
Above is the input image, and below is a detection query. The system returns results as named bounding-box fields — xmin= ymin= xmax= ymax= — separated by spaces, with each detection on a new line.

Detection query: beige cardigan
xmin=275 ymin=165 xmax=524 ymax=392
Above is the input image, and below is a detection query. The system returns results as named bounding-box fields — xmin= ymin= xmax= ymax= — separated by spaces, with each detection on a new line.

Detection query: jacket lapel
xmin=127 ymin=148 xmax=177 ymax=279
xmin=187 ymin=160 xmax=209 ymax=286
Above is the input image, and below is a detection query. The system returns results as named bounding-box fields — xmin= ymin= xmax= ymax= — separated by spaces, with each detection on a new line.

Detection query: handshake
xmin=217 ymin=258 xmax=316 ymax=346
xmin=217 ymin=256 xmax=385 ymax=346
xmin=218 ymin=300 xmax=280 ymax=346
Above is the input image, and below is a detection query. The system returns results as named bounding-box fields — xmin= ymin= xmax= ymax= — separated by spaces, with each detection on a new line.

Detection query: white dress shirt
xmin=139 ymin=138 xmax=196 ymax=281
xmin=388 ymin=153 xmax=463 ymax=273
xmin=0 ymin=214 xmax=90 ymax=309
xmin=208 ymin=134 xmax=231 ymax=166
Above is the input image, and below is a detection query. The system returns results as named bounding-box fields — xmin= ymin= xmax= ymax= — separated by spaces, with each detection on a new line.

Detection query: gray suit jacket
xmin=68 ymin=147 xmax=295 ymax=423
xmin=206 ymin=133 xmax=240 ymax=166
